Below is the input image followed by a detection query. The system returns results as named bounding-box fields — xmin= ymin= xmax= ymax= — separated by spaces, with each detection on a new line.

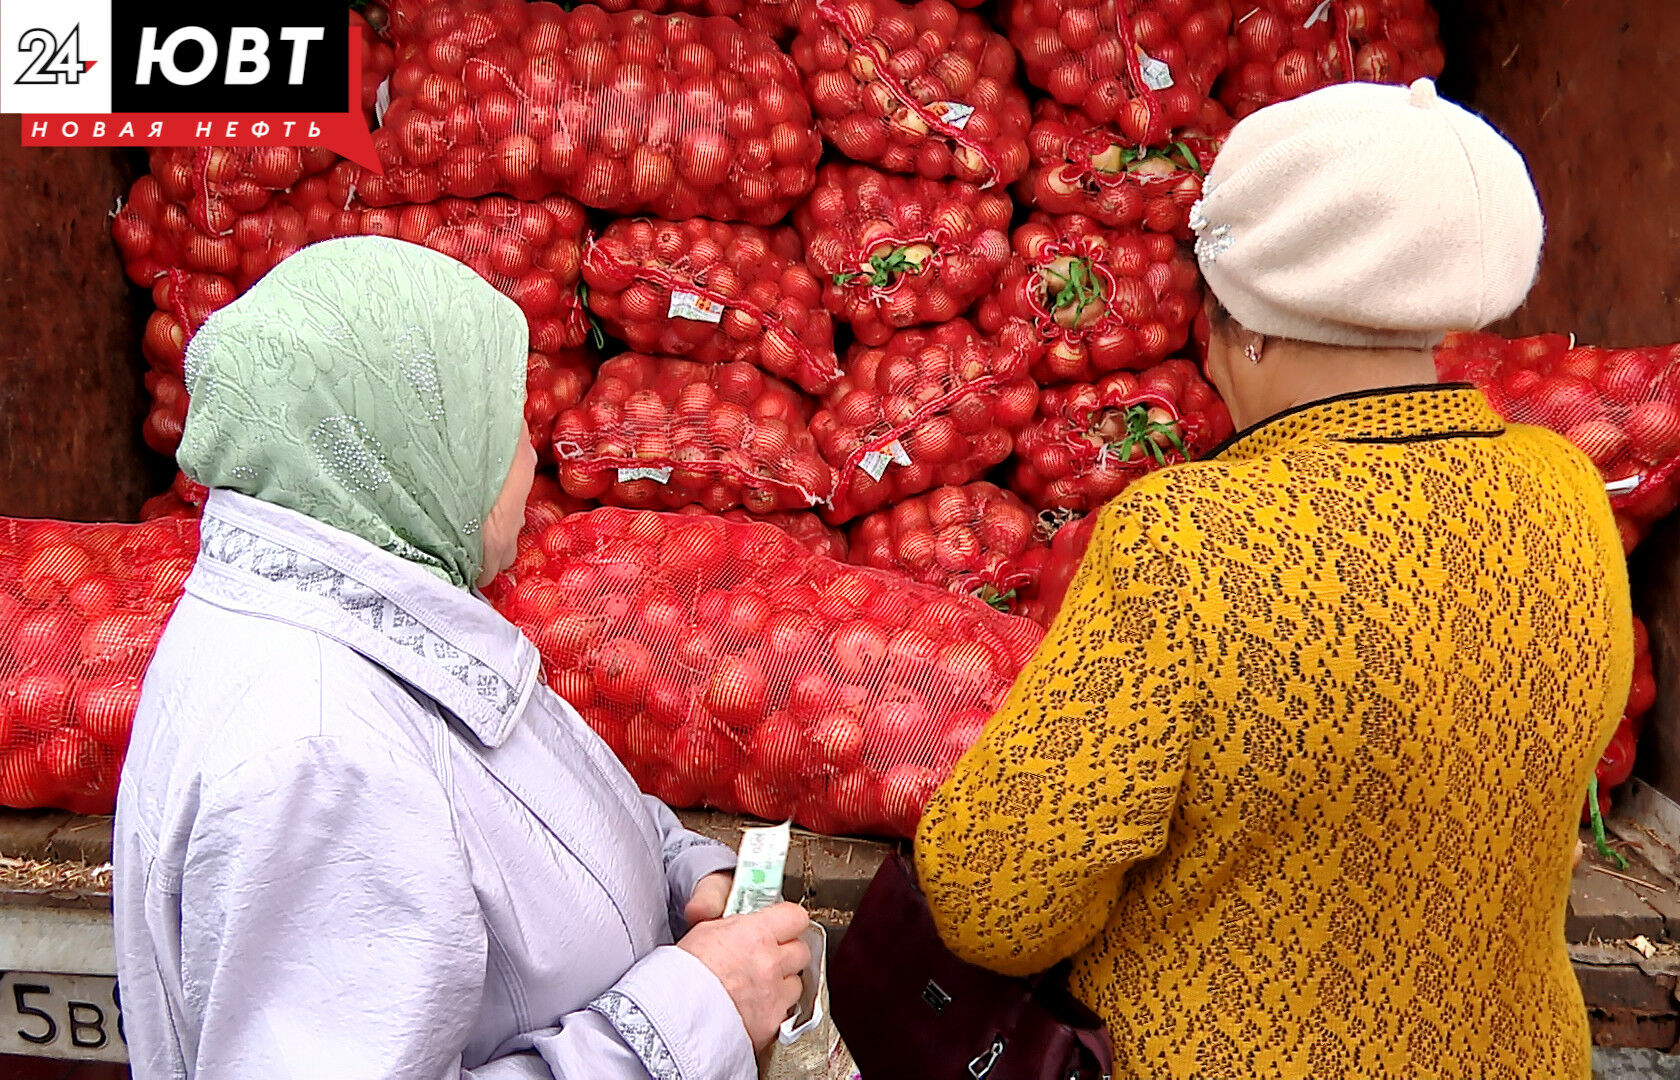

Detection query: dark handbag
xmin=830 ymin=853 xmax=1113 ymax=1080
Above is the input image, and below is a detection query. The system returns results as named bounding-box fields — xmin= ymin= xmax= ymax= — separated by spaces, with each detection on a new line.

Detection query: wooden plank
xmin=674 ymin=808 xmax=895 ymax=910
xmin=0 ymin=811 xmax=79 ymax=863
xmin=1569 ymin=863 xmax=1667 ymax=942
xmin=1572 ymin=943 xmax=1680 ymax=1051
xmin=1630 ymin=882 xmax=1680 ymax=941
xmin=0 ymin=810 xmax=113 ymax=868
xmin=1576 ymin=962 xmax=1677 ymax=1018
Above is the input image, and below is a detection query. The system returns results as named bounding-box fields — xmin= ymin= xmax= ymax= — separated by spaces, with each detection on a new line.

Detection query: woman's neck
xmin=1235 ymin=341 xmax=1441 ymax=430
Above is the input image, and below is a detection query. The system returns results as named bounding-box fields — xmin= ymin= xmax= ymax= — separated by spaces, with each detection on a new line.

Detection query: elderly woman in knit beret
xmin=917 ymin=80 xmax=1629 ymax=1079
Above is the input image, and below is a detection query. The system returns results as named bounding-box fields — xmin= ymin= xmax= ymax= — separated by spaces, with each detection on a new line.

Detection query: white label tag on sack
xmin=617 ymin=466 xmax=673 ymax=484
xmin=1137 ymin=50 xmax=1174 ymax=90
xmin=668 ymin=290 xmax=725 ymax=324
xmin=1304 ymin=0 xmax=1334 ymax=27
xmin=1607 ymin=474 xmax=1643 ymax=497
xmin=374 ymin=77 xmax=391 ymax=126
xmin=926 ymin=101 xmax=975 ymax=130
xmin=860 ymin=440 xmax=910 ymax=481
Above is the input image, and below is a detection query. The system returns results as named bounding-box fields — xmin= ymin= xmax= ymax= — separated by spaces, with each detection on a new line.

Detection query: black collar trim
xmin=1203 ymin=382 xmax=1481 ymax=460
xmin=1336 ymin=428 xmax=1507 ymax=446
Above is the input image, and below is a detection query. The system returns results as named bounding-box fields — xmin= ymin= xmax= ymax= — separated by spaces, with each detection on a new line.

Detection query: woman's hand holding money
xmin=678 ymin=901 xmax=812 ymax=1050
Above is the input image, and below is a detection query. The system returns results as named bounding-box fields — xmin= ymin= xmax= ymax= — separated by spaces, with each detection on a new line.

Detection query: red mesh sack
xmin=1584 ymin=616 xmax=1655 ymax=821
xmin=114 ymin=165 xmax=342 ymax=290
xmin=676 ymin=505 xmax=850 ymax=561
xmin=118 ymin=163 xmax=595 ymax=353
xmin=390 ymin=194 xmax=593 ymax=353
xmin=792 ymin=0 xmax=1032 ymax=187
xmin=487 ymin=507 xmax=1044 ymax=836
xmin=111 ymin=175 xmax=196 ymax=287
xmin=812 ymin=319 xmax=1040 ymax=523
xmin=114 ymin=171 xmax=313 ymax=291
xmin=1007 ymin=0 xmax=1231 ymax=141
xmin=121 ymin=184 xmax=595 ymax=456
xmin=139 ymin=473 xmax=211 ymax=522
xmin=847 ymin=482 xmax=1049 ymax=612
xmin=134 ymin=271 xmax=231 ymax=454
xmin=579 ymin=0 xmax=817 ymax=42
xmin=526 ymin=349 xmax=597 ymax=455
xmin=1016 ymin=509 xmax=1098 ymax=626
xmin=741 ymin=0 xmax=817 ymax=39
xmin=144 ymin=146 xmax=341 ymax=237
xmin=554 ymin=354 xmax=834 ymax=513
xmin=1012 ymin=359 xmax=1231 ymax=511
xmin=1435 ymin=332 xmax=1680 ymax=554
xmin=0 ymin=518 xmax=198 ymax=813
xmin=500 ymin=473 xmax=600 ymax=585
xmin=1219 ymin=0 xmax=1443 ymax=120
xmin=141 ymin=372 xmax=190 ymax=457
xmin=360 ymin=2 xmax=820 ymax=224
xmin=356 ymin=10 xmax=400 ymax=126
xmin=582 ymin=218 xmax=841 ymax=393
xmin=794 ymin=164 xmax=1012 ymax=346
xmin=143 ymin=348 xmax=588 ymax=463
xmin=976 ymin=213 xmax=1202 ymax=385
xmin=1016 ymin=100 xmax=1223 ymax=235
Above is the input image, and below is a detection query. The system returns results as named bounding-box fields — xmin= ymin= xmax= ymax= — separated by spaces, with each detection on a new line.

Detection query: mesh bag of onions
xmin=582 ymin=218 xmax=841 ymax=393
xmin=975 ymin=213 xmax=1202 ymax=385
xmin=0 ymin=518 xmax=198 ymax=814
xmin=1016 ymin=100 xmax=1224 ymax=237
xmin=554 ymin=354 xmax=835 ymax=513
xmin=794 ymin=164 xmax=1012 ymax=346
xmin=675 ymin=506 xmax=851 ymax=561
xmin=1011 ymin=359 xmax=1232 ymax=511
xmin=1005 ymin=0 xmax=1231 ymax=142
xmin=846 ymin=482 xmax=1050 ymax=613
xmin=1015 ymin=508 xmax=1099 ymax=627
xmin=1435 ymin=332 xmax=1680 ymax=554
xmin=117 ymin=186 xmax=595 ymax=457
xmin=1218 ymin=0 xmax=1443 ymax=120
xmin=361 ymin=1 xmax=821 ymax=223
xmin=791 ymin=0 xmax=1032 ymax=187
xmin=812 ymin=318 xmax=1041 ymax=522
xmin=487 ymin=507 xmax=1044 ymax=836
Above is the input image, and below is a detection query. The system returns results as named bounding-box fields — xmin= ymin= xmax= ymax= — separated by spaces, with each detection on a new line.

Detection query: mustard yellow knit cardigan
xmin=916 ymin=386 xmax=1632 ymax=1080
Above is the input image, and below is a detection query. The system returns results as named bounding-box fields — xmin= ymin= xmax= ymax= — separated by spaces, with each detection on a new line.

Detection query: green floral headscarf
xmin=178 ymin=235 xmax=528 ymax=588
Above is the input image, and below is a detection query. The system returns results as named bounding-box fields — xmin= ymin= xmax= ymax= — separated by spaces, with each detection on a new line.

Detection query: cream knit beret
xmin=1190 ymin=78 xmax=1544 ymax=349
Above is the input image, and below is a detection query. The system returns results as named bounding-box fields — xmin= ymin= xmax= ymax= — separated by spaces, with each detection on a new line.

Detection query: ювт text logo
xmin=2 ymin=0 xmax=376 ymax=169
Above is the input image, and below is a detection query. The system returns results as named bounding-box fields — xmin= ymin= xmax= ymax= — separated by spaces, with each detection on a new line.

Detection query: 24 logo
xmin=14 ymin=26 xmax=96 ymax=85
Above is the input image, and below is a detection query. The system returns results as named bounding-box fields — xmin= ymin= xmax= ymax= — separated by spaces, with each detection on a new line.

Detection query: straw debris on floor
xmin=0 ymin=854 xmax=112 ymax=898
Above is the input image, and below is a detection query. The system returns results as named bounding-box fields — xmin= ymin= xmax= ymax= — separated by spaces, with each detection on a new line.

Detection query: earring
xmin=1244 ymin=341 xmax=1263 ymax=365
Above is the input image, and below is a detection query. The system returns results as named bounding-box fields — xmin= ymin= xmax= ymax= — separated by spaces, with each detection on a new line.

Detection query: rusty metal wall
xmin=1439 ymin=0 xmax=1680 ymax=348
xmin=0 ymin=116 xmax=153 ymax=522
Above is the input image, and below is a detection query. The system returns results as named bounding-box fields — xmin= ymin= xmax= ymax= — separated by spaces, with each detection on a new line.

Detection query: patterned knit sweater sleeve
xmin=915 ymin=500 xmax=1200 ymax=977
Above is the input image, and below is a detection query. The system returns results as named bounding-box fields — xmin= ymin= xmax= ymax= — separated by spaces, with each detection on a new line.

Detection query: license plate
xmin=0 ymin=972 xmax=127 ymax=1062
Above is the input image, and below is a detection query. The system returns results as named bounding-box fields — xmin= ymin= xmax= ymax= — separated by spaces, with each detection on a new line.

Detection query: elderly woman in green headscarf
xmin=113 ymin=236 xmax=810 ymax=1080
